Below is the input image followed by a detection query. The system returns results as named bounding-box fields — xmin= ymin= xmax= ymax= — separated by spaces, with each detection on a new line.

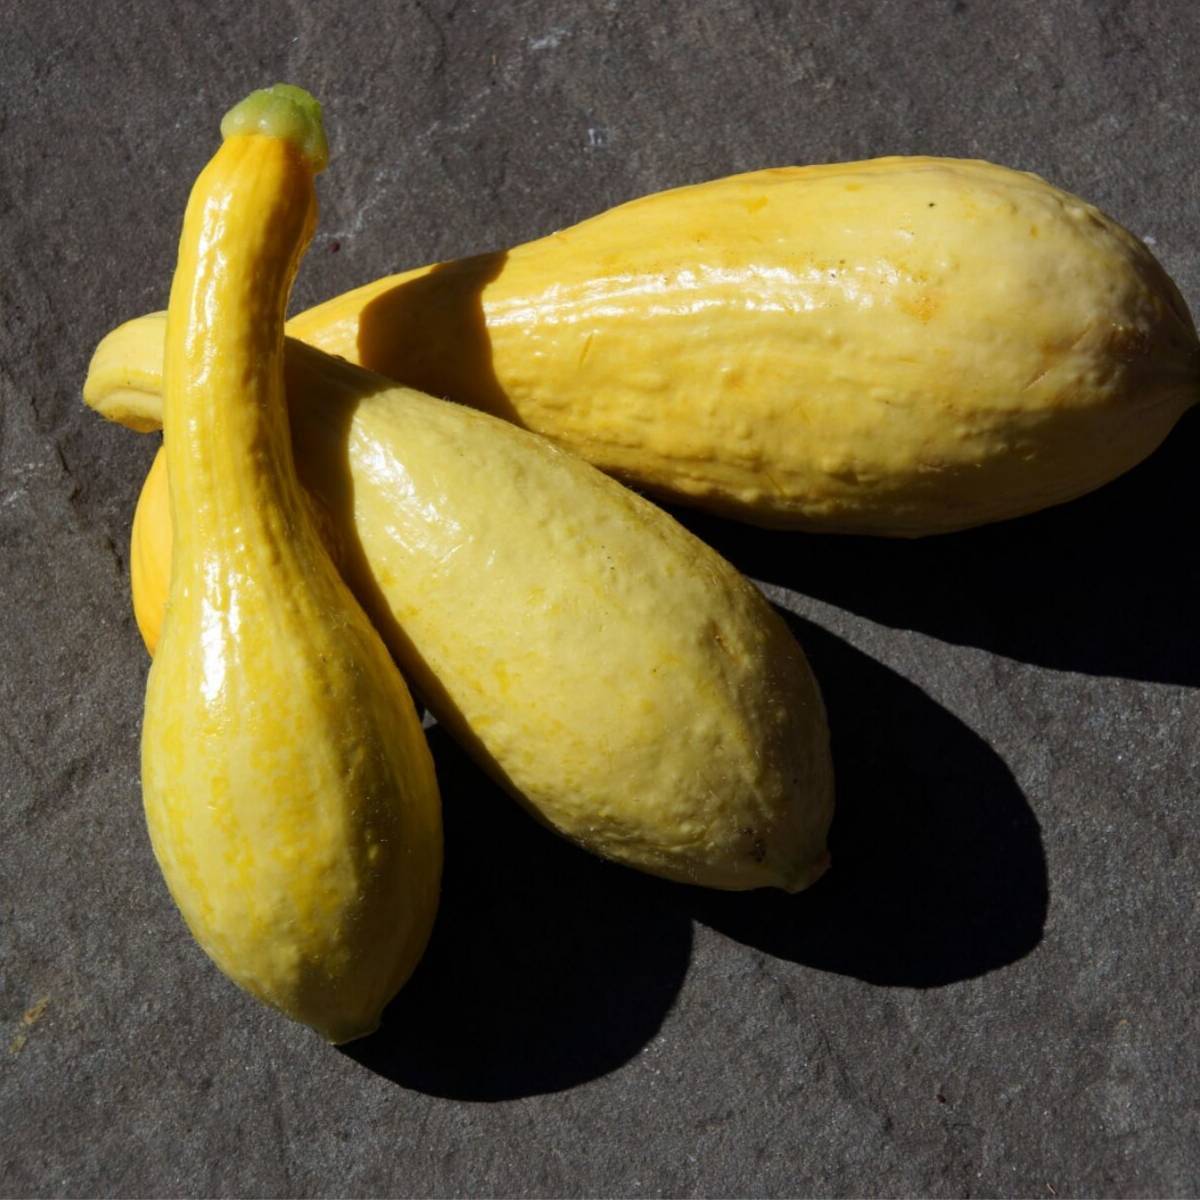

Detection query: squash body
xmin=142 ymin=99 xmax=441 ymax=1043
xmin=90 ymin=159 xmax=1200 ymax=536
xmin=133 ymin=340 xmax=832 ymax=893
xmin=281 ymin=157 xmax=1198 ymax=534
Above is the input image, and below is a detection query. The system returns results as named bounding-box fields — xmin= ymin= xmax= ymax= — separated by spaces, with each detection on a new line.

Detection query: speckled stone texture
xmin=2 ymin=1 xmax=1198 ymax=1196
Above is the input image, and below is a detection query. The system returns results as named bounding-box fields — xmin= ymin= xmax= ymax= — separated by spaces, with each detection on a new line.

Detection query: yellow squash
xmin=92 ymin=334 xmax=833 ymax=893
xmin=141 ymin=86 xmax=441 ymax=1043
xmin=89 ymin=157 xmax=1199 ymax=535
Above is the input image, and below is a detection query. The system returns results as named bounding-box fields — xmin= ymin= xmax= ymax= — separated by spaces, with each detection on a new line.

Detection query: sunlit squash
xmin=139 ymin=86 xmax=441 ymax=1043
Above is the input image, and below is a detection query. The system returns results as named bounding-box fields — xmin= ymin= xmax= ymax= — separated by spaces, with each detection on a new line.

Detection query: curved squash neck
xmin=162 ymin=134 xmax=316 ymax=567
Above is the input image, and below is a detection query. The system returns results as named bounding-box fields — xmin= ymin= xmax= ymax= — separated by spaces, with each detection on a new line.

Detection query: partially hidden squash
xmin=89 ymin=157 xmax=1199 ymax=535
xmin=92 ymin=333 xmax=834 ymax=894
xmin=141 ymin=86 xmax=441 ymax=1043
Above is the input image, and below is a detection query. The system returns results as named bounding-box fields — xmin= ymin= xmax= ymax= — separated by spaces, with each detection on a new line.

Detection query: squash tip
xmin=220 ymin=84 xmax=328 ymax=173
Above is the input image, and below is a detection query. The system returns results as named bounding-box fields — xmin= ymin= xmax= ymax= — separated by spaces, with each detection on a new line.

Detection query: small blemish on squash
xmin=899 ymin=292 xmax=939 ymax=323
xmin=740 ymin=830 xmax=767 ymax=863
xmin=1109 ymin=325 xmax=1151 ymax=362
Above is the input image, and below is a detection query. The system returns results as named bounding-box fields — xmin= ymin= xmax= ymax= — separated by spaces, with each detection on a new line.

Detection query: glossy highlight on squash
xmin=140 ymin=87 xmax=441 ymax=1042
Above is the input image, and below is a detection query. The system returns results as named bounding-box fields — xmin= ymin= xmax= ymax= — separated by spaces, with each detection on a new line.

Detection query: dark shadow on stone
xmin=342 ymin=725 xmax=692 ymax=1101
xmin=670 ymin=407 xmax=1200 ymax=686
xmin=686 ymin=612 xmax=1049 ymax=988
xmin=355 ymin=251 xmax=520 ymax=424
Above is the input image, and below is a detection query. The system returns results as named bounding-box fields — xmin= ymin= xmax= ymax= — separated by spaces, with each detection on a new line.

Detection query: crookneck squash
xmin=141 ymin=85 xmax=441 ymax=1043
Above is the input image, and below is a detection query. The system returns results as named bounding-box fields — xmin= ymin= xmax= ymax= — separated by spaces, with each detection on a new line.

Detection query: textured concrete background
xmin=2 ymin=1 xmax=1199 ymax=1196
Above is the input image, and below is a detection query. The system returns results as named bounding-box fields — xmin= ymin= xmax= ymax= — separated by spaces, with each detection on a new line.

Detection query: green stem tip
xmin=220 ymin=84 xmax=328 ymax=173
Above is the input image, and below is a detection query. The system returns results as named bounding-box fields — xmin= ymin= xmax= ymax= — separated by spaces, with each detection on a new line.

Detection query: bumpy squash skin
xmin=143 ymin=101 xmax=441 ymax=1043
xmin=129 ymin=340 xmax=832 ymax=893
xmin=287 ymin=157 xmax=1199 ymax=534
xmin=91 ymin=158 xmax=1199 ymax=535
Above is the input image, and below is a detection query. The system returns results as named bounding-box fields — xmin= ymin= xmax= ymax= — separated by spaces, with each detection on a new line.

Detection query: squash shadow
xmin=686 ymin=612 xmax=1049 ymax=987
xmin=342 ymin=725 xmax=693 ymax=1100
xmin=354 ymin=250 xmax=521 ymax=425
xmin=671 ymin=408 xmax=1200 ymax=687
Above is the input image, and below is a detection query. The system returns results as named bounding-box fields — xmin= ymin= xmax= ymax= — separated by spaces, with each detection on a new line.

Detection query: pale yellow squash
xmin=98 ymin=334 xmax=833 ymax=893
xmin=88 ymin=157 xmax=1199 ymax=534
xmin=141 ymin=86 xmax=441 ymax=1043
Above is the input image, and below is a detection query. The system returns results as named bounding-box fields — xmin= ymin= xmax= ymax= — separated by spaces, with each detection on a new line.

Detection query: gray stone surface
xmin=2 ymin=0 xmax=1198 ymax=1195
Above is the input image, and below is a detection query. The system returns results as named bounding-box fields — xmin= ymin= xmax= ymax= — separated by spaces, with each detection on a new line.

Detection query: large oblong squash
xmin=141 ymin=86 xmax=441 ymax=1043
xmin=92 ymin=157 xmax=1200 ymax=534
xmin=295 ymin=158 xmax=1200 ymax=534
